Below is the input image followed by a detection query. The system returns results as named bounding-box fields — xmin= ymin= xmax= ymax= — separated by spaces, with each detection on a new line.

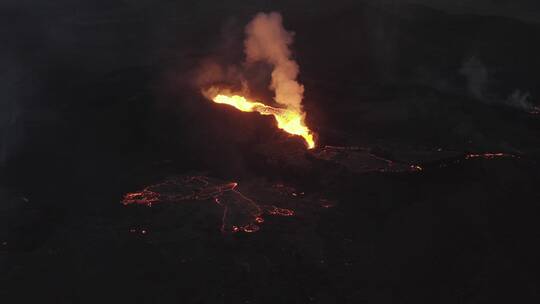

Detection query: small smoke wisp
xmin=202 ymin=12 xmax=315 ymax=149
xmin=459 ymin=56 xmax=538 ymax=114
xmin=504 ymin=89 xmax=539 ymax=113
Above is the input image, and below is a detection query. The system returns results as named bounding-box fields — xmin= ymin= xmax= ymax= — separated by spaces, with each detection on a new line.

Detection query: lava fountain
xmin=209 ymin=93 xmax=315 ymax=149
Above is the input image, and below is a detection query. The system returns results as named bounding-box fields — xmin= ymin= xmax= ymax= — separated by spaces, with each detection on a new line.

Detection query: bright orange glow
xmin=211 ymin=93 xmax=315 ymax=149
xmin=213 ymin=95 xmax=266 ymax=112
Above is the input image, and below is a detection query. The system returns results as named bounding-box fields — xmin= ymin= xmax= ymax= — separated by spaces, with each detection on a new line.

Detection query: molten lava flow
xmin=211 ymin=93 xmax=315 ymax=149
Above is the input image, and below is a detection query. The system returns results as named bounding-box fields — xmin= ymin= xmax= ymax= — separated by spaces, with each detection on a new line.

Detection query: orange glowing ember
xmin=211 ymin=93 xmax=315 ymax=149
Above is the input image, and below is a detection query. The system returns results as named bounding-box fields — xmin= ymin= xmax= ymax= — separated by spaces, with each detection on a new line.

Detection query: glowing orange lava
xmin=121 ymin=175 xmax=298 ymax=234
xmin=211 ymin=94 xmax=315 ymax=149
xmin=465 ymin=152 xmax=515 ymax=160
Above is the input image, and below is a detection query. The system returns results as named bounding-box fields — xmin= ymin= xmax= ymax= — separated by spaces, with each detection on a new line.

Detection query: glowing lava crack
xmin=122 ymin=175 xmax=296 ymax=234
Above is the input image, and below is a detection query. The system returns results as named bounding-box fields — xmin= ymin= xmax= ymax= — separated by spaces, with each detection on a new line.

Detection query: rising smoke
xmin=198 ymin=12 xmax=305 ymax=110
xmin=244 ymin=12 xmax=305 ymax=112
xmin=198 ymin=12 xmax=314 ymax=149
xmin=459 ymin=56 xmax=488 ymax=101
xmin=460 ymin=56 xmax=537 ymax=113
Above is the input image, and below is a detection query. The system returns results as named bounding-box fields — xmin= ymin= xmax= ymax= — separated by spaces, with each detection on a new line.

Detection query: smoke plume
xmin=244 ymin=12 xmax=304 ymax=112
xmin=459 ymin=56 xmax=488 ymax=101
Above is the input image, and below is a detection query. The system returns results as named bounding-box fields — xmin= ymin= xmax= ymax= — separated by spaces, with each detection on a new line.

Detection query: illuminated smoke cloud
xmin=244 ymin=12 xmax=304 ymax=112
xmin=199 ymin=12 xmax=315 ymax=149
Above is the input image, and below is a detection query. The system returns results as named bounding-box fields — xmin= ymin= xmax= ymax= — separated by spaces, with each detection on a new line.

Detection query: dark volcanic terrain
xmin=2 ymin=1 xmax=540 ymax=303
